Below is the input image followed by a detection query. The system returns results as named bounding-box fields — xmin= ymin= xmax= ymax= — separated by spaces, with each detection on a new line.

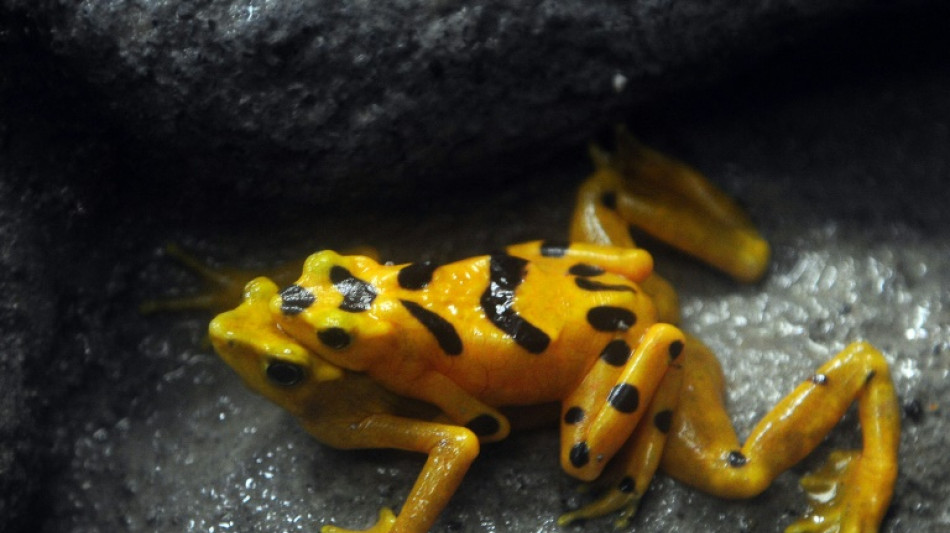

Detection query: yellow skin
xmin=198 ymin=128 xmax=900 ymax=533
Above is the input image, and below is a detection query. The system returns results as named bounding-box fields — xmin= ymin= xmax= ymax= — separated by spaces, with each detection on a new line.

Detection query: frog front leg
xmin=662 ymin=339 xmax=899 ymax=532
xmin=570 ymin=126 xmax=770 ymax=284
xmin=307 ymin=413 xmax=481 ymax=533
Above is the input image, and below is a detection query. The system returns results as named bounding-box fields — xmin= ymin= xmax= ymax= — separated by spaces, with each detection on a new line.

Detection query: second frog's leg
xmin=662 ymin=338 xmax=899 ymax=533
xmin=569 ymin=126 xmax=770 ymax=283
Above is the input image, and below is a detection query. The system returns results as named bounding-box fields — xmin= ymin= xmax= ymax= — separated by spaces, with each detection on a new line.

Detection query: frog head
xmin=266 ymin=251 xmax=396 ymax=372
xmin=209 ymin=277 xmax=344 ymax=416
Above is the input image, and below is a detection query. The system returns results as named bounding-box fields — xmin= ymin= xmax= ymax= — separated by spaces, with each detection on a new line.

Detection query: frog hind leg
xmin=557 ymin=360 xmax=683 ymax=527
xmin=503 ymin=240 xmax=680 ymax=324
xmin=311 ymin=413 xmax=481 ymax=533
xmin=559 ymin=323 xmax=686 ymax=483
xmin=505 ymin=240 xmax=654 ymax=284
xmin=569 ymin=126 xmax=770 ymax=283
xmin=662 ymin=338 xmax=899 ymax=533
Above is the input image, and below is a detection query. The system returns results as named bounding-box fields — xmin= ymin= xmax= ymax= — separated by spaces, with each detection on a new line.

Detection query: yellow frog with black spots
xmin=201 ymin=129 xmax=900 ymax=533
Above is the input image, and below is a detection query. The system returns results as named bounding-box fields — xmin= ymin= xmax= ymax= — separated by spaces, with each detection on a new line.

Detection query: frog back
xmin=270 ymin=247 xmax=658 ymax=406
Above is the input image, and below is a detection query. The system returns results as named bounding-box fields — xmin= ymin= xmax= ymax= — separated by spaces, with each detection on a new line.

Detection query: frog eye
xmin=265 ymin=361 xmax=305 ymax=387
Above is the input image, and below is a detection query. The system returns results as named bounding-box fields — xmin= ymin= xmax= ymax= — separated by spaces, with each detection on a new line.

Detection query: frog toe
xmin=557 ymin=487 xmax=641 ymax=528
xmin=141 ymin=244 xmax=258 ymax=313
xmin=321 ymin=507 xmax=397 ymax=533
xmin=786 ymin=450 xmax=885 ymax=533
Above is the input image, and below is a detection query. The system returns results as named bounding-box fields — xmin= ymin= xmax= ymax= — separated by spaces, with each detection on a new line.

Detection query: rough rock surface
xmin=1 ymin=0 xmax=898 ymax=204
xmin=1 ymin=13 xmax=126 ymax=530
xmin=1 ymin=1 xmax=948 ymax=532
xmin=0 ymin=188 xmax=46 ymax=531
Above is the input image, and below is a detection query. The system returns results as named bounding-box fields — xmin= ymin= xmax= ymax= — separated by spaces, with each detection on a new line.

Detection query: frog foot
xmin=143 ymin=243 xmax=383 ymax=313
xmin=140 ymin=243 xmax=303 ymax=314
xmin=558 ymin=488 xmax=641 ymax=529
xmin=786 ymin=450 xmax=882 ymax=533
xmin=321 ymin=507 xmax=397 ymax=533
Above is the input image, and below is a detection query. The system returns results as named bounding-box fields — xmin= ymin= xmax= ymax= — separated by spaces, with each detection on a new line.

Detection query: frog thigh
xmin=505 ymin=240 xmax=653 ymax=284
xmin=503 ymin=240 xmax=680 ymax=323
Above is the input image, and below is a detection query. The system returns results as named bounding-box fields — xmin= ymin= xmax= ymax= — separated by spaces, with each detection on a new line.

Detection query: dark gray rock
xmin=0 ymin=15 xmax=126 ymax=530
xmin=0 ymin=188 xmax=48 ymax=533
xmin=0 ymin=26 xmax=56 ymax=530
xmin=0 ymin=0 xmax=905 ymax=204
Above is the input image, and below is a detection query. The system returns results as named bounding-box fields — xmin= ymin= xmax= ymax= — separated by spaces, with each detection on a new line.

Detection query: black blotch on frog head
xmin=279 ymin=285 xmax=315 ymax=315
xmin=330 ymin=266 xmax=377 ymax=312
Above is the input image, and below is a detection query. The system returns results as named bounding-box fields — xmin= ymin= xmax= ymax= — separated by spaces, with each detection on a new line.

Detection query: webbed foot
xmin=141 ymin=244 xmax=294 ymax=313
xmin=571 ymin=125 xmax=771 ymax=283
xmin=142 ymin=244 xmax=379 ymax=313
xmin=321 ymin=507 xmax=397 ymax=533
xmin=558 ymin=487 xmax=641 ymax=529
xmin=786 ymin=450 xmax=891 ymax=533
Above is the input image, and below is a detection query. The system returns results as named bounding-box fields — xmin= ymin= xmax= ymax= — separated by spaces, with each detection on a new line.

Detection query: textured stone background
xmin=0 ymin=0 xmax=895 ymax=204
xmin=1 ymin=1 xmax=948 ymax=532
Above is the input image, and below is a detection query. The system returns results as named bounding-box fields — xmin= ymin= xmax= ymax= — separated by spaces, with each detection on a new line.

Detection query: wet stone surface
xmin=1 ymin=0 xmax=897 ymax=203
